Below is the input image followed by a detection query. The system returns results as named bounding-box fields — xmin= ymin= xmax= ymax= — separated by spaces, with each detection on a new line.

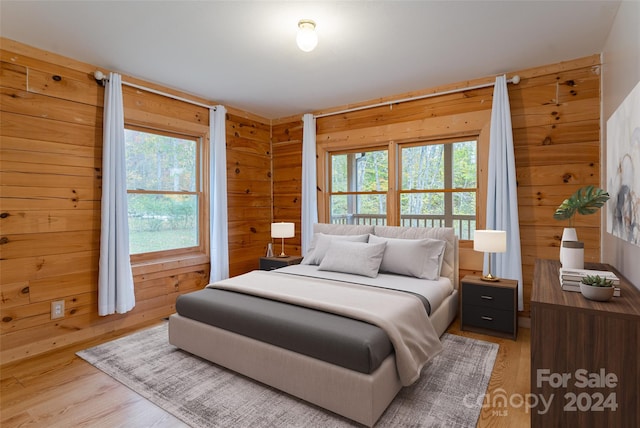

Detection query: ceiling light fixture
xmin=296 ymin=19 xmax=318 ymax=52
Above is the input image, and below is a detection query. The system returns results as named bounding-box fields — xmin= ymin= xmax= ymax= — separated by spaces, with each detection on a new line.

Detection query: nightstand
xmin=259 ymin=256 xmax=303 ymax=271
xmin=460 ymin=275 xmax=517 ymax=340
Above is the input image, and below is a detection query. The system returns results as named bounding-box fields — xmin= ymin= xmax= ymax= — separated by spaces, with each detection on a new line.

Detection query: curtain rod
xmin=313 ymin=75 xmax=520 ymax=119
xmin=94 ymin=70 xmax=216 ymax=110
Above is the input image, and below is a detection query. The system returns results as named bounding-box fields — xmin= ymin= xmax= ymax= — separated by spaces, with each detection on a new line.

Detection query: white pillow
xmin=301 ymin=233 xmax=369 ymax=265
xmin=318 ymin=241 xmax=387 ymax=278
xmin=368 ymin=234 xmax=446 ymax=280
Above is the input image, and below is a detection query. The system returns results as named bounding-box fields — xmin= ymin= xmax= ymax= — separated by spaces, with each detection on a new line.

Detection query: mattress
xmin=176 ymin=288 xmax=392 ymax=374
xmin=175 ymin=267 xmax=453 ymax=374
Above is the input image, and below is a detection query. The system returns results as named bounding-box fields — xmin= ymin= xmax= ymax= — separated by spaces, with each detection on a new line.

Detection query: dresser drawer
xmin=462 ymin=282 xmax=514 ymax=309
xmin=462 ymin=305 xmax=515 ymax=335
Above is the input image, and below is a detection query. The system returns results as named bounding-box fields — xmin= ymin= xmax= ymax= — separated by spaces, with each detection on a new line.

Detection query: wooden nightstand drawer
xmin=462 ymin=305 xmax=515 ymax=335
xmin=462 ymin=282 xmax=514 ymax=309
xmin=461 ymin=275 xmax=518 ymax=340
xmin=259 ymin=256 xmax=303 ymax=271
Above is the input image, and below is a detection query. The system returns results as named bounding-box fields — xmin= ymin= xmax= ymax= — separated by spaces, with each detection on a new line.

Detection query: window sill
xmin=131 ymin=252 xmax=209 ymax=276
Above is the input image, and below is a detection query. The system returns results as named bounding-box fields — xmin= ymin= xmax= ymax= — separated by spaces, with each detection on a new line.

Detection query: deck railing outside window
xmin=330 ymin=214 xmax=475 ymax=240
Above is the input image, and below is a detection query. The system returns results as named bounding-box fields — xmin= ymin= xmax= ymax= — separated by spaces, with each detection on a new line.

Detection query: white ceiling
xmin=0 ymin=1 xmax=621 ymax=119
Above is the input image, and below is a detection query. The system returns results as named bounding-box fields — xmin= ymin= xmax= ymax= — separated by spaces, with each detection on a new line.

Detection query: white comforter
xmin=208 ymin=269 xmax=443 ymax=386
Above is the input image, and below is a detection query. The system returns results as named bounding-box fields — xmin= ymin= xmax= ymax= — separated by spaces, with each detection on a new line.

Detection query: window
xmin=400 ymin=139 xmax=477 ymax=239
xmin=325 ymin=138 xmax=477 ymax=240
xmin=125 ymin=127 xmax=202 ymax=256
xmin=329 ymin=149 xmax=388 ymax=225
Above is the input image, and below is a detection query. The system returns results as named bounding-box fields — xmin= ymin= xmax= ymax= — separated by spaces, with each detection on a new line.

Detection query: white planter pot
xmin=560 ymin=227 xmax=578 ymax=266
xmin=561 ymin=227 xmax=578 ymax=242
xmin=580 ymin=283 xmax=614 ymax=302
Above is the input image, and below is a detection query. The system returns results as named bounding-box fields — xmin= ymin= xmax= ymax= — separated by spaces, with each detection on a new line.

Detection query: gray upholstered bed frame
xmin=169 ymin=225 xmax=459 ymax=427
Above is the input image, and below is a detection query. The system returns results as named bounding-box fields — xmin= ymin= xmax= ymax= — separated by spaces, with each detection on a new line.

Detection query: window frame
xmin=319 ymin=134 xmax=483 ymax=242
xmin=124 ymin=124 xmax=208 ymax=264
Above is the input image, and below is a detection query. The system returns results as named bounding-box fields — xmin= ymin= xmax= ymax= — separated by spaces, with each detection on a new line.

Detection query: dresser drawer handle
xmin=481 ymin=316 xmax=494 ymax=321
xmin=480 ymin=295 xmax=494 ymax=300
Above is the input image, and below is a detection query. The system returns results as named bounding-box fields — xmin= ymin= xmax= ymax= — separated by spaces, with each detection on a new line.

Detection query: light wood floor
xmin=1 ymin=318 xmax=530 ymax=428
xmin=450 ymin=319 xmax=531 ymax=428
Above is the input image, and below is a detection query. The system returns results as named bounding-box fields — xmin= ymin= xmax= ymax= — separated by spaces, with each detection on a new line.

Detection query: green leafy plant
xmin=553 ymin=185 xmax=610 ymax=227
xmin=581 ymin=275 xmax=614 ymax=288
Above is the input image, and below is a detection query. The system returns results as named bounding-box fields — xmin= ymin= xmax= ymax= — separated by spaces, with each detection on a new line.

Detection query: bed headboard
xmin=313 ymin=223 xmax=374 ymax=235
xmin=310 ymin=224 xmax=460 ymax=289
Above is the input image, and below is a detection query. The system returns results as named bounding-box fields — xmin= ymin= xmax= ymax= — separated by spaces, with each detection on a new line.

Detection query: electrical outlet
xmin=51 ymin=300 xmax=65 ymax=320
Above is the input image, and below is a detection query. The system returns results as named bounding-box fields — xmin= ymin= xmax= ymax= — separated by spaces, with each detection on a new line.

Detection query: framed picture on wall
xmin=607 ymin=80 xmax=640 ymax=247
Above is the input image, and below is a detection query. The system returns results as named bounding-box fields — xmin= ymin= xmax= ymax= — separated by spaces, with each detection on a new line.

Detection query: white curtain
xmin=98 ymin=72 xmax=135 ymax=316
xmin=486 ymin=75 xmax=524 ymax=310
xmin=301 ymin=113 xmax=318 ymax=255
xmin=210 ymin=106 xmax=229 ymax=282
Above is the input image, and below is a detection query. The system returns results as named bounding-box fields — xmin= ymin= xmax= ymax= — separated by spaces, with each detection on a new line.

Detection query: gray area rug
xmin=77 ymin=323 xmax=498 ymax=427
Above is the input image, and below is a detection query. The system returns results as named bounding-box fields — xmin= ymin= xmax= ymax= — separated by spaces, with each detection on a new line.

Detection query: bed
xmin=169 ymin=224 xmax=459 ymax=426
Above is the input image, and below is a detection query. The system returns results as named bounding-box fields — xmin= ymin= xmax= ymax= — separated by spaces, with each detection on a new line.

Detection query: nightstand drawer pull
xmin=480 ymin=295 xmax=494 ymax=300
xmin=481 ymin=316 xmax=494 ymax=321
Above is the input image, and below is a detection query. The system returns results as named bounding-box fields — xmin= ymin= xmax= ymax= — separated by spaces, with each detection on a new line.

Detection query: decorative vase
xmin=266 ymin=243 xmax=274 ymax=257
xmin=559 ymin=227 xmax=578 ymax=266
xmin=580 ymin=283 xmax=614 ymax=302
xmin=561 ymin=241 xmax=584 ymax=269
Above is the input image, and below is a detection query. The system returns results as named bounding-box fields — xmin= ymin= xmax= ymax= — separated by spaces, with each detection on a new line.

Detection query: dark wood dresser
xmin=531 ymin=259 xmax=640 ymax=427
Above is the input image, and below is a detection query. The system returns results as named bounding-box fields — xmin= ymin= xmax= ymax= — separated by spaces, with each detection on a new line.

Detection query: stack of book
xmin=559 ymin=267 xmax=621 ymax=296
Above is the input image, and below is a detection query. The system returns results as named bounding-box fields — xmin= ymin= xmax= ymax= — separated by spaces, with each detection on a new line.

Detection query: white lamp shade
xmin=473 ymin=230 xmax=507 ymax=253
xmin=271 ymin=222 xmax=295 ymax=238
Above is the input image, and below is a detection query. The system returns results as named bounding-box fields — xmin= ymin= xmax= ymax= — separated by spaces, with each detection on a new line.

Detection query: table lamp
xmin=473 ymin=230 xmax=507 ymax=281
xmin=271 ymin=222 xmax=295 ymax=257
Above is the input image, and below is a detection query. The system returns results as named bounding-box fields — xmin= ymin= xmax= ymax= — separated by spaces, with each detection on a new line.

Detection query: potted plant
xmin=580 ymin=274 xmax=614 ymax=301
xmin=553 ymin=185 xmax=609 ymax=267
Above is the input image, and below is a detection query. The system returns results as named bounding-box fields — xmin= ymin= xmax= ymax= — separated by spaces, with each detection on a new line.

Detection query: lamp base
xmin=276 ymin=238 xmax=288 ymax=258
xmin=481 ymin=273 xmax=500 ymax=282
xmin=480 ymin=252 xmax=500 ymax=281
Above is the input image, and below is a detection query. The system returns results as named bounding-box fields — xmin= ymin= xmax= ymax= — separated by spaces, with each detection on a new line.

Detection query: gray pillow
xmin=373 ymin=225 xmax=455 ymax=284
xmin=318 ymin=241 xmax=387 ymax=278
xmin=368 ymin=234 xmax=446 ymax=280
xmin=301 ymin=233 xmax=370 ymax=265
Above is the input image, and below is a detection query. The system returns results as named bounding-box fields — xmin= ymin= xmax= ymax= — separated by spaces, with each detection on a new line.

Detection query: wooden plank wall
xmin=226 ymin=111 xmax=273 ymax=276
xmin=0 ymin=39 xmax=271 ymax=364
xmin=271 ymin=121 xmax=304 ymax=256
xmin=272 ymin=55 xmax=602 ymax=316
